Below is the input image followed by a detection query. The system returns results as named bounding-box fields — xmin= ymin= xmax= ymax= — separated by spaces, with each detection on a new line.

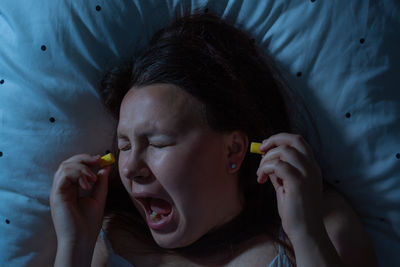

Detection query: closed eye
xmin=149 ymin=143 xmax=169 ymax=148
xmin=118 ymin=144 xmax=131 ymax=151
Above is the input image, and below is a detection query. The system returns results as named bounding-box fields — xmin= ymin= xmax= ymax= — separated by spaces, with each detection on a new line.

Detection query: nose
xmin=120 ymin=151 xmax=152 ymax=183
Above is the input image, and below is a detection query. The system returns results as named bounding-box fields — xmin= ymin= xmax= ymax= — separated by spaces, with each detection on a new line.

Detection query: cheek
xmin=118 ymin=156 xmax=131 ymax=191
xmin=157 ymin=139 xmax=225 ymax=200
xmin=118 ymin=154 xmax=126 ymax=177
xmin=149 ymin=148 xmax=193 ymax=189
xmin=119 ymin=175 xmax=131 ymax=195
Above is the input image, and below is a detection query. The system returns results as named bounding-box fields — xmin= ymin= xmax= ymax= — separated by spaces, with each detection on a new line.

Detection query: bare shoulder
xmin=91 ymin=233 xmax=109 ymax=267
xmin=321 ymin=183 xmax=379 ymax=267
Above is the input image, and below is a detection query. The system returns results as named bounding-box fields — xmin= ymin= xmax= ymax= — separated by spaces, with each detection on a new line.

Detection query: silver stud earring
xmin=231 ymin=163 xmax=237 ymax=169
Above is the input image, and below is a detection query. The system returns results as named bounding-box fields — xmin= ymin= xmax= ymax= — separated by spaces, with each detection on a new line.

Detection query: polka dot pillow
xmin=0 ymin=0 xmax=399 ymax=266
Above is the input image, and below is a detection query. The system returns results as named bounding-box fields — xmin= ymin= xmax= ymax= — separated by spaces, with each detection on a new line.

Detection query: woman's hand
xmin=256 ymin=133 xmax=324 ymax=241
xmin=50 ymin=154 xmax=111 ymax=247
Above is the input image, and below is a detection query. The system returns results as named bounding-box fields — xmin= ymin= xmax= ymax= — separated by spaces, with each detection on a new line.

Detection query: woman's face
xmin=117 ymin=84 xmax=243 ymax=248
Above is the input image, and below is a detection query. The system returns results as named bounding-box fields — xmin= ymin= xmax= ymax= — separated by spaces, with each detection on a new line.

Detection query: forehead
xmin=118 ymin=83 xmax=205 ymax=134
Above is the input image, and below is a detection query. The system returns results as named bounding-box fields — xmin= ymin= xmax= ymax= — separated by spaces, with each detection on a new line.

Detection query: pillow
xmin=0 ymin=0 xmax=399 ymax=266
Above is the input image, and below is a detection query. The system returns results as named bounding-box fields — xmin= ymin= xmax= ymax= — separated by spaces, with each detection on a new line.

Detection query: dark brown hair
xmin=99 ymin=10 xmax=325 ymax=266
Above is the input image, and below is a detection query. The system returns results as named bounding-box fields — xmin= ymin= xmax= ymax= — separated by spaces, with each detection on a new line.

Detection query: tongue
xmin=150 ymin=198 xmax=172 ymax=215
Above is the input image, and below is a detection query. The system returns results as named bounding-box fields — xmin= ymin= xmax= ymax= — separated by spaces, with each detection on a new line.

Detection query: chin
xmin=152 ymin=236 xmax=181 ymax=249
xmin=151 ymin=230 xmax=198 ymax=249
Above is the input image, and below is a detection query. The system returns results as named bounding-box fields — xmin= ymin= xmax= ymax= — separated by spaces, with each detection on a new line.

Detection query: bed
xmin=0 ymin=0 xmax=399 ymax=266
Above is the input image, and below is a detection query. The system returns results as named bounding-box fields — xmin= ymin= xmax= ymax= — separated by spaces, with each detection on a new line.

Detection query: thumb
xmin=92 ymin=166 xmax=111 ymax=206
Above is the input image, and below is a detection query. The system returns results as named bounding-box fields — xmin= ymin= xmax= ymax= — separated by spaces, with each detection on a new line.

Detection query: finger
xmin=79 ymin=167 xmax=97 ymax=182
xmin=259 ymin=145 xmax=309 ymax=177
xmin=79 ymin=176 xmax=91 ymax=190
xmin=64 ymin=154 xmax=102 ymax=167
xmin=259 ymin=133 xmax=313 ymax=157
xmin=91 ymin=166 xmax=111 ymax=206
xmin=54 ymin=166 xmax=81 ymax=189
xmin=269 ymin=174 xmax=285 ymax=195
xmin=52 ymin=155 xmax=101 ymax=193
xmin=58 ymin=163 xmax=97 ymax=183
xmin=55 ymin=166 xmax=93 ymax=191
xmin=258 ymin=173 xmax=269 ymax=184
xmin=257 ymin=158 xmax=302 ymax=187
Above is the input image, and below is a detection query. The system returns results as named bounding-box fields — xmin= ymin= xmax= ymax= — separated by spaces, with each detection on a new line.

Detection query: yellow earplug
xmin=250 ymin=142 xmax=265 ymax=155
xmin=100 ymin=153 xmax=115 ymax=168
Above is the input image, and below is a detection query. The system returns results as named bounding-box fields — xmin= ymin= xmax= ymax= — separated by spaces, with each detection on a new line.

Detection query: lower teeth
xmin=150 ymin=211 xmax=162 ymax=222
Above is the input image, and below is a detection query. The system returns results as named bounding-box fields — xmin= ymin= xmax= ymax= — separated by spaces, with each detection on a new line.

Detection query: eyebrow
xmin=117 ymin=129 xmax=178 ymax=140
xmin=116 ymin=125 xmax=127 ymax=139
xmin=117 ymin=132 xmax=128 ymax=139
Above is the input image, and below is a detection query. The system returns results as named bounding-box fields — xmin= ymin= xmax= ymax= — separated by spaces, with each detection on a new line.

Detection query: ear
xmin=224 ymin=131 xmax=249 ymax=173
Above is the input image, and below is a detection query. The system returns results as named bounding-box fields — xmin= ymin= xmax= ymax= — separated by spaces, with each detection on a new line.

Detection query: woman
xmin=50 ymin=12 xmax=378 ymax=267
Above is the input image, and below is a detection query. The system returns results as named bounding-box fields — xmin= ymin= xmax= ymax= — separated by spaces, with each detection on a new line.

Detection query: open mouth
xmin=136 ymin=197 xmax=174 ymax=230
